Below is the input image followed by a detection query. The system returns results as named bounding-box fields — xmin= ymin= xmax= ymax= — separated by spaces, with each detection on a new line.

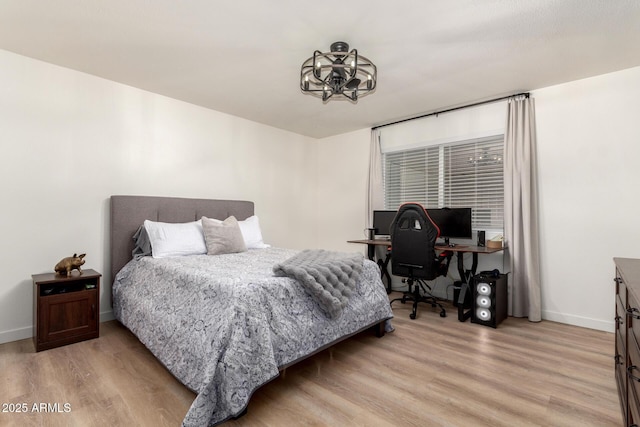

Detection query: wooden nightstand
xmin=32 ymin=269 xmax=101 ymax=352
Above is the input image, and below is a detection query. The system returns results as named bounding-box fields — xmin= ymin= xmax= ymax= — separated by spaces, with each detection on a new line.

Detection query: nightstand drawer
xmin=38 ymin=290 xmax=98 ymax=341
xmin=32 ymin=269 xmax=101 ymax=352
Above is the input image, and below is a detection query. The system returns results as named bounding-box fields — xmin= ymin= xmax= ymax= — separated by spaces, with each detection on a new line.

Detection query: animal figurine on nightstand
xmin=54 ymin=253 xmax=86 ymax=276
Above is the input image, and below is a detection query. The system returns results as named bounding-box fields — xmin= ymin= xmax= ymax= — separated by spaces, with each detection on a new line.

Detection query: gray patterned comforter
xmin=112 ymin=247 xmax=393 ymax=427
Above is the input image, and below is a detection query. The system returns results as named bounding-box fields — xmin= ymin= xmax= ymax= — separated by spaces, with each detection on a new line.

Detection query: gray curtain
xmin=366 ymin=129 xmax=384 ymax=228
xmin=504 ymin=96 xmax=542 ymax=321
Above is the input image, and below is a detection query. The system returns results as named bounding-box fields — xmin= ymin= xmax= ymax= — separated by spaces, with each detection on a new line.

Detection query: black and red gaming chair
xmin=389 ymin=203 xmax=447 ymax=319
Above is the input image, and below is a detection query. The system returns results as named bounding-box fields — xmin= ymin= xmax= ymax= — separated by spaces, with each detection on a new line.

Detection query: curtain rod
xmin=371 ymin=92 xmax=530 ymax=131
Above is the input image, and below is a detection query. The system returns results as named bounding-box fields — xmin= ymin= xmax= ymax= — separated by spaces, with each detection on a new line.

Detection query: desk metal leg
xmin=471 ymin=252 xmax=478 ymax=278
xmin=457 ymin=283 xmax=471 ymax=322
xmin=456 ymin=252 xmax=466 ymax=284
xmin=378 ymin=252 xmax=392 ymax=294
xmin=368 ymin=243 xmax=392 ymax=294
xmin=366 ymin=244 xmax=375 ymax=261
xmin=456 ymin=252 xmax=479 ymax=322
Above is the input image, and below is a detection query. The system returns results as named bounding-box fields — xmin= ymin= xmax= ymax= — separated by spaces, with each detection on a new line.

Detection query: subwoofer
xmin=471 ymin=271 xmax=508 ymax=328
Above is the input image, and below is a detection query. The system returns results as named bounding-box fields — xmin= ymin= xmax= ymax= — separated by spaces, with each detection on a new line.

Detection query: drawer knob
xmin=627 ymin=307 xmax=640 ymax=320
xmin=628 ymin=365 xmax=640 ymax=382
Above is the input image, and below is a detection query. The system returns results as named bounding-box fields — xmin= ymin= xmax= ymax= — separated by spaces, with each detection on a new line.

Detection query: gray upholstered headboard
xmin=110 ymin=195 xmax=254 ymax=283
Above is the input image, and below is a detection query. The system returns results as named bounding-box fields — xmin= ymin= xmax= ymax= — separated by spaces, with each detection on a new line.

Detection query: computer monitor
xmin=373 ymin=207 xmax=472 ymax=243
xmin=426 ymin=207 xmax=473 ymax=245
xmin=372 ymin=210 xmax=397 ymax=238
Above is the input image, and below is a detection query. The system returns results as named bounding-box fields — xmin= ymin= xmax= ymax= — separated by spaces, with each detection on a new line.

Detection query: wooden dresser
xmin=614 ymin=258 xmax=640 ymax=426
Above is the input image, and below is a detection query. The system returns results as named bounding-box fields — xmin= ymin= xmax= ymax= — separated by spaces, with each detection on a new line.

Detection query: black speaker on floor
xmin=471 ymin=271 xmax=508 ymax=328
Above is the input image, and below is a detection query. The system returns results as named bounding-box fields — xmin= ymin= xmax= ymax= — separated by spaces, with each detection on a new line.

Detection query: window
xmin=383 ymin=135 xmax=504 ymax=230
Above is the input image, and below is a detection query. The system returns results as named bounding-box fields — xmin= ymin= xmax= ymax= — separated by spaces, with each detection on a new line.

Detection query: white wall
xmin=315 ymin=128 xmax=372 ymax=252
xmin=316 ymin=66 xmax=640 ymax=332
xmin=533 ymin=66 xmax=640 ymax=331
xmin=0 ymin=49 xmax=318 ymax=344
xmin=378 ymin=100 xmax=506 ymax=152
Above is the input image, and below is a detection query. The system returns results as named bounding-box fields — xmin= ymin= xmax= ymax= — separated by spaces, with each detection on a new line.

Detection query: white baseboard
xmin=0 ymin=326 xmax=32 ymax=345
xmin=0 ymin=310 xmax=116 ymax=345
xmin=542 ymin=309 xmax=614 ymax=333
xmin=100 ymin=310 xmax=115 ymax=322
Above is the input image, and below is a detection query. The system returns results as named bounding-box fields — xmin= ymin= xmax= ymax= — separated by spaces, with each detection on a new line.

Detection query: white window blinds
xmin=383 ymin=135 xmax=504 ymax=230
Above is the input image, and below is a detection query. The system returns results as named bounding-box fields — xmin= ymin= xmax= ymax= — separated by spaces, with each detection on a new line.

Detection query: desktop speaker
xmin=477 ymin=230 xmax=485 ymax=247
xmin=471 ymin=271 xmax=508 ymax=328
xmin=367 ymin=228 xmax=375 ymax=240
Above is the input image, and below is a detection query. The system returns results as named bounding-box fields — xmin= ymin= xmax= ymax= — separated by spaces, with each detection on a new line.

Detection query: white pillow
xmin=238 ymin=215 xmax=270 ymax=249
xmin=143 ymin=219 xmax=207 ymax=258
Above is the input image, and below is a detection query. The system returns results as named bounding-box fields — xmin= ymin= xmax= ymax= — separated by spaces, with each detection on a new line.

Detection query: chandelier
xmin=468 ymin=148 xmax=503 ymax=165
xmin=300 ymin=41 xmax=377 ymax=102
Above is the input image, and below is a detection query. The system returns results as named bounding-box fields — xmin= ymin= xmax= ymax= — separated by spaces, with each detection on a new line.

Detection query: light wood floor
xmin=0 ymin=296 xmax=621 ymax=427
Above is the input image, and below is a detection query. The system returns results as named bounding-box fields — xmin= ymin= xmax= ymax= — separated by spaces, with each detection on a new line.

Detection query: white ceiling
xmin=1 ymin=0 xmax=639 ymax=139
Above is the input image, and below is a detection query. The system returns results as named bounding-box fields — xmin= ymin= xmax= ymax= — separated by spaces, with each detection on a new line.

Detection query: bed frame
xmin=109 ymin=195 xmax=386 ymax=363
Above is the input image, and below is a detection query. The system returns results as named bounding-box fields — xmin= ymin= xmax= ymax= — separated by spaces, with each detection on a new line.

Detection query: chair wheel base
xmin=389 ymin=283 xmax=446 ymax=320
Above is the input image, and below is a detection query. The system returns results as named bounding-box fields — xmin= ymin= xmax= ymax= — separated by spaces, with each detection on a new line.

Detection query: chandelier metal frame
xmin=300 ymin=41 xmax=377 ymax=102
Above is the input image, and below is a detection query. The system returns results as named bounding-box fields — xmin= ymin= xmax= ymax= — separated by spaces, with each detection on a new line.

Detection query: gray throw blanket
xmin=273 ymin=249 xmax=364 ymax=318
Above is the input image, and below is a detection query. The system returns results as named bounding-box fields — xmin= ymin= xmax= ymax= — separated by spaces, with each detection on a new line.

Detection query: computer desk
xmin=347 ymin=239 xmax=504 ymax=322
xmin=346 ymin=239 xmax=394 ymax=292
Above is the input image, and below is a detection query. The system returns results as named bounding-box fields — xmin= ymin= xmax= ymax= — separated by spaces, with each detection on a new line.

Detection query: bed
xmin=109 ymin=195 xmax=393 ymax=427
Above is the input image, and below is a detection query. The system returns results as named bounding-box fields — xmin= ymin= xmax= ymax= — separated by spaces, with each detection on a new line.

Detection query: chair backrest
xmin=390 ymin=203 xmax=441 ymax=280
